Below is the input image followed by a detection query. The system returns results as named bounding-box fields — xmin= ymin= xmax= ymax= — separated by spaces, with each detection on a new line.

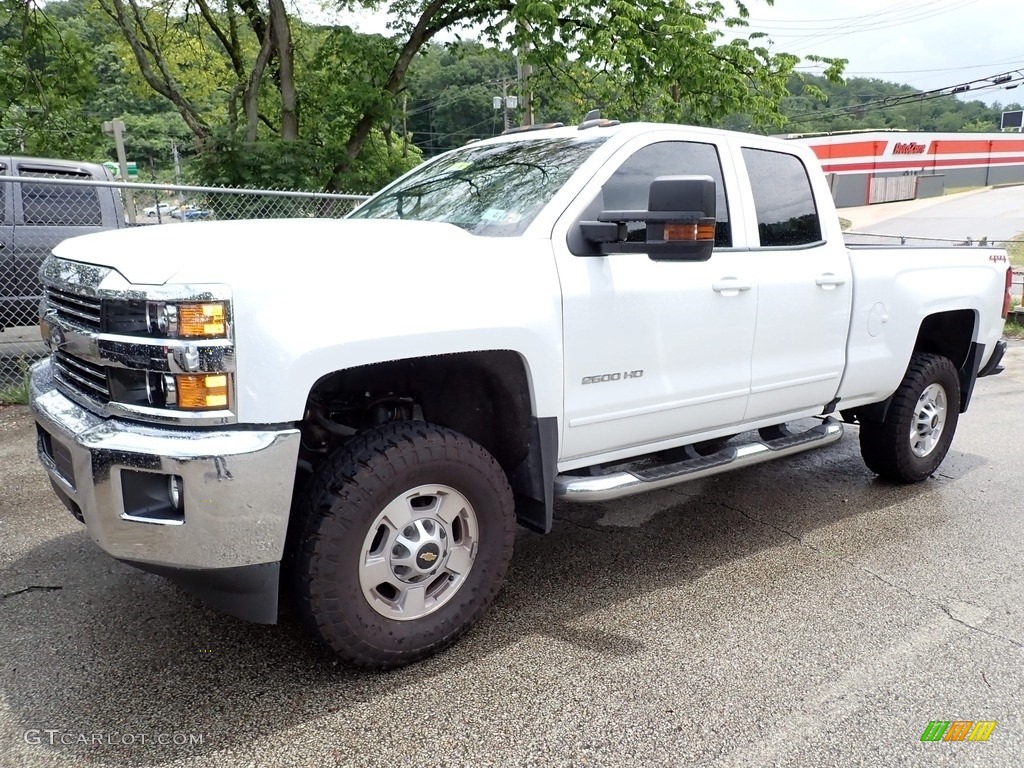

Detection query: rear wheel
xmin=294 ymin=421 xmax=515 ymax=668
xmin=859 ymin=352 xmax=960 ymax=482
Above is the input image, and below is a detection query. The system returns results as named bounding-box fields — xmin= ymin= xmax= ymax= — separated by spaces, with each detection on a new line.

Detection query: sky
xmin=324 ymin=0 xmax=1024 ymax=107
xmin=744 ymin=0 xmax=1024 ymax=105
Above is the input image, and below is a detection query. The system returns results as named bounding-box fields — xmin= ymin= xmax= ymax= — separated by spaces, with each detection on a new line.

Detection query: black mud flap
xmin=508 ymin=416 xmax=558 ymax=534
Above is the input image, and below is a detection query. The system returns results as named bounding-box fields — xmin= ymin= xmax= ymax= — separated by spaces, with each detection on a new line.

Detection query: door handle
xmin=815 ymin=273 xmax=846 ymax=289
xmin=712 ymin=278 xmax=753 ymax=296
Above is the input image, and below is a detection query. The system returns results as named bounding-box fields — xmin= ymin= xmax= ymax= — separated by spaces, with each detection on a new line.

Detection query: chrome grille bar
xmin=54 ymin=351 xmax=110 ymax=400
xmin=46 ymin=287 xmax=102 ymax=330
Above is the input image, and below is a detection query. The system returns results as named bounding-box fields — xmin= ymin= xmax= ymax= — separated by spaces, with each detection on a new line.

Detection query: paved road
xmin=1 ymin=346 xmax=1022 ymax=767
xmin=848 ymin=185 xmax=1024 ymax=243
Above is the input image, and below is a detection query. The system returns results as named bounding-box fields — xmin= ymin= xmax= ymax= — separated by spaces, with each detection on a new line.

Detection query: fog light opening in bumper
xmin=120 ymin=469 xmax=185 ymax=526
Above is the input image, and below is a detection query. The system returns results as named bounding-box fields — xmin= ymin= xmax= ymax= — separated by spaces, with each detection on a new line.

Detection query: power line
xmin=745 ymin=0 xmax=923 ymax=25
xmin=404 ymin=77 xmax=511 ymax=118
xmin=786 ymin=68 xmax=1024 ymax=123
xmin=746 ymin=0 xmax=969 ymax=38
xmin=797 ymin=57 xmax=1024 ymax=78
xmin=788 ymin=83 xmax=1010 ymax=123
xmin=756 ymin=0 xmax=977 ymax=49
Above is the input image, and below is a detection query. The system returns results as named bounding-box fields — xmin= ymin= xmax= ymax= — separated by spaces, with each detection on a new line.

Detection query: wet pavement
xmin=1 ymin=345 xmax=1022 ymax=767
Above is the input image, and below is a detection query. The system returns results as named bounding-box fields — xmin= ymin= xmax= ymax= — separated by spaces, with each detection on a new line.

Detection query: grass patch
xmin=1004 ymin=319 xmax=1024 ymax=340
xmin=838 ymin=217 xmax=852 ymax=231
xmin=0 ymin=359 xmax=30 ymax=405
xmin=0 ymin=377 xmax=29 ymax=405
xmin=944 ymin=186 xmax=983 ymax=196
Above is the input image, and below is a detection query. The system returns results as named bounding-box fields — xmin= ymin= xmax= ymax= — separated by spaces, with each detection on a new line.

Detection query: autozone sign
xmin=801 ymin=132 xmax=1024 ymax=175
xmin=892 ymin=141 xmax=928 ymax=155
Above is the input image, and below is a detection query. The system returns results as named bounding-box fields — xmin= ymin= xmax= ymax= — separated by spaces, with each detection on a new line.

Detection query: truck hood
xmin=50 ymin=217 xmax=565 ymax=426
xmin=51 ymin=218 xmax=482 ymax=286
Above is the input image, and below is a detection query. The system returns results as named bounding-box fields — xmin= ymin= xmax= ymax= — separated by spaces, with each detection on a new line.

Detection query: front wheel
xmin=859 ymin=352 xmax=961 ymax=482
xmin=294 ymin=421 xmax=516 ymax=668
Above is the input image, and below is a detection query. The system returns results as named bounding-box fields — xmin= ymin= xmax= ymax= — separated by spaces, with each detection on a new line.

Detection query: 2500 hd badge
xmin=582 ymin=370 xmax=645 ymax=385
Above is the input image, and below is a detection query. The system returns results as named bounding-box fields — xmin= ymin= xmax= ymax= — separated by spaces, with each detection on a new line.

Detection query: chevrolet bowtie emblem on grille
xmin=420 ymin=551 xmax=438 ymax=563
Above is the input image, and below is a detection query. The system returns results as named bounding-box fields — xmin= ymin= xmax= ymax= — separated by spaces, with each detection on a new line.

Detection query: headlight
xmin=149 ymin=302 xmax=228 ymax=338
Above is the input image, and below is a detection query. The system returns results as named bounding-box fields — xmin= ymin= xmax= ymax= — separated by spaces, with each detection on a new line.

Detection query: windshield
xmin=349 ymin=136 xmax=608 ymax=236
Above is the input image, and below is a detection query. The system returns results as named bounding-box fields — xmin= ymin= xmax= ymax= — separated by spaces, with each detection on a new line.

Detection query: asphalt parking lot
xmin=2 ymin=346 xmax=1023 ymax=768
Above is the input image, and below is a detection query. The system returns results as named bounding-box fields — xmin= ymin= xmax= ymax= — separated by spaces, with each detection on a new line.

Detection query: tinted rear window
xmin=741 ymin=148 xmax=822 ymax=247
xmin=19 ymin=168 xmax=103 ymax=226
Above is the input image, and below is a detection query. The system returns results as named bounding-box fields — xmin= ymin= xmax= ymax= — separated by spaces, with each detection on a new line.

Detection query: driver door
xmin=551 ymin=136 xmax=759 ymax=464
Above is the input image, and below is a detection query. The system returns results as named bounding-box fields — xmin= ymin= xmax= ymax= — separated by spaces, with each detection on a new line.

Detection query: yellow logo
xmin=419 ymin=551 xmax=438 ymax=563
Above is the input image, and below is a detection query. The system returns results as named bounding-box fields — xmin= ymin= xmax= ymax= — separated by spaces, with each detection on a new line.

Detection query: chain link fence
xmin=3 ymin=175 xmax=1022 ymax=390
xmin=0 ymin=175 xmax=368 ymax=386
xmin=845 ymin=231 xmax=1011 ymax=248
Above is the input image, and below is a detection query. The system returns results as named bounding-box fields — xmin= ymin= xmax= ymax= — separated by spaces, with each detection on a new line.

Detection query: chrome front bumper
xmin=30 ymin=359 xmax=300 ymax=620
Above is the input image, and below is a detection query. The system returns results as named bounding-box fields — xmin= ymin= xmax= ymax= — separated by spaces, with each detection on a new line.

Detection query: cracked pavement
xmin=2 ymin=344 xmax=1023 ymax=767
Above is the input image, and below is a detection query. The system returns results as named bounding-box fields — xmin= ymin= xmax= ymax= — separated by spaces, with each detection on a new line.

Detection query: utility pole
xmin=149 ymin=158 xmax=163 ymax=223
xmin=171 ymin=139 xmax=182 ymax=185
xmin=518 ymin=31 xmax=534 ymax=127
xmin=102 ymin=118 xmax=136 ymax=223
xmin=502 ymin=79 xmax=510 ymax=131
xmin=493 ymin=80 xmax=518 ymax=132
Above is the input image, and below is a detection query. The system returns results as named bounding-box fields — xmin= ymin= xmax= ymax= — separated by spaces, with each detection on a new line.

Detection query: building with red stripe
xmin=785 ymin=131 xmax=1024 ymax=208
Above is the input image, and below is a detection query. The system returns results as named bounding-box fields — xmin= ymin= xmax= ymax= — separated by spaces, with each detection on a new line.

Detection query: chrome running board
xmin=554 ymin=418 xmax=844 ymax=503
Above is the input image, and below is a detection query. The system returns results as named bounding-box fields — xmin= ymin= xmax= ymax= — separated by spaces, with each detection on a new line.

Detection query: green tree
xmin=404 ymin=42 xmax=518 ymax=155
xmin=0 ymin=0 xmax=100 ymax=156
xmin=89 ymin=0 xmax=844 ymax=189
xmin=8 ymin=1 xmax=860 ymax=192
xmin=320 ymin=0 xmax=844 ymax=189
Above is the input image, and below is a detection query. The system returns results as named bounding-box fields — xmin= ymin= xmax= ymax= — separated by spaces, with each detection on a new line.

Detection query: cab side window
xmin=601 ymin=141 xmax=732 ymax=247
xmin=19 ymin=168 xmax=103 ymax=227
xmin=742 ymin=148 xmax=822 ymax=247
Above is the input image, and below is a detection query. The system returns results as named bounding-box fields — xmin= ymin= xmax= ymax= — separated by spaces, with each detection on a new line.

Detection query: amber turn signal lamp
xmin=664 ymin=218 xmax=716 ymax=242
xmin=175 ymin=374 xmax=229 ymax=409
xmin=178 ymin=303 xmax=226 ymax=338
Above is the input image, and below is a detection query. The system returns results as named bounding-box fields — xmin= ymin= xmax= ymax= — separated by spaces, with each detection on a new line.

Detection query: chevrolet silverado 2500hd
xmin=29 ymin=119 xmax=1011 ymax=668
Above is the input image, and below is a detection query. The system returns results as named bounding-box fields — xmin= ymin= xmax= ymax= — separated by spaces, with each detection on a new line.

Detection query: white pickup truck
xmin=30 ymin=118 xmax=1011 ymax=668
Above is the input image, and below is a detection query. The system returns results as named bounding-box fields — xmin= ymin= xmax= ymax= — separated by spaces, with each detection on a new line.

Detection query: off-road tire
xmin=294 ymin=421 xmax=515 ymax=668
xmin=859 ymin=352 xmax=960 ymax=482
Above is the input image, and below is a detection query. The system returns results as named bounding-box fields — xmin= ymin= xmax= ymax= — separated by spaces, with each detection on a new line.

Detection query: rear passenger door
xmin=9 ymin=163 xmax=112 ymax=329
xmin=737 ymin=144 xmax=853 ymax=422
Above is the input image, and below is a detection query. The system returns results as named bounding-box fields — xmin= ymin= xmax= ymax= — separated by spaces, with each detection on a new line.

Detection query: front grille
xmin=39 ymin=257 xmax=235 ymax=424
xmin=46 ymin=286 xmax=102 ymax=331
xmin=54 ymin=350 xmax=111 ymax=403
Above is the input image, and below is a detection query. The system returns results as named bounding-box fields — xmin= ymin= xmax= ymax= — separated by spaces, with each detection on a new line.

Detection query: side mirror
xmin=579 ymin=175 xmax=716 ymax=261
